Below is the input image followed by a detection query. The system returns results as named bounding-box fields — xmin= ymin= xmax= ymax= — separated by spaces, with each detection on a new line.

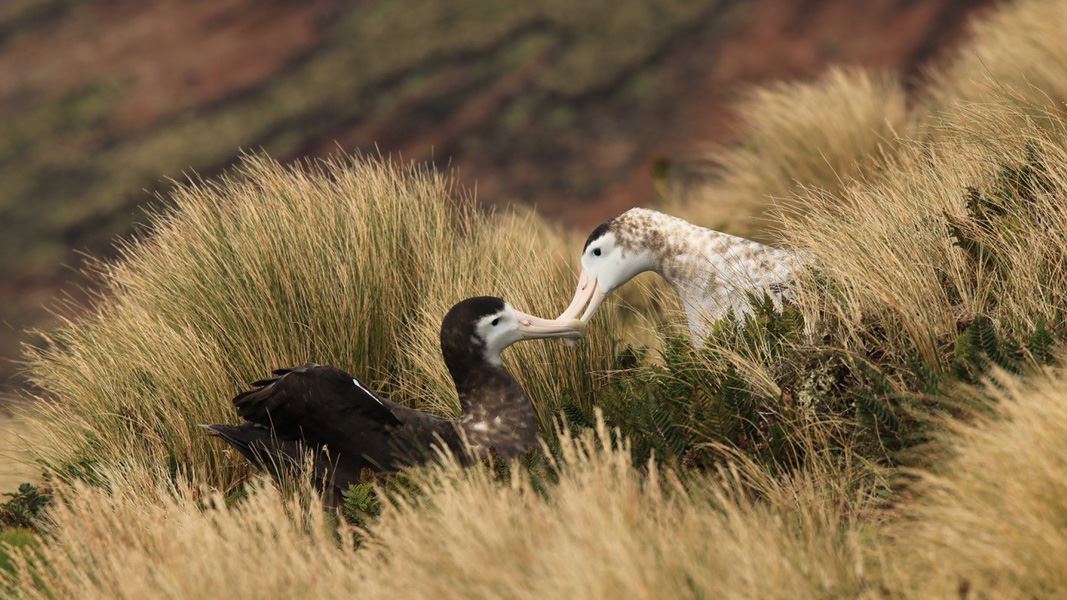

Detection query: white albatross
xmin=556 ymin=208 xmax=799 ymax=343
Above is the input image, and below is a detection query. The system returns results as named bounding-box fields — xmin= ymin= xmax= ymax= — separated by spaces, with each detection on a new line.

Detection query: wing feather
xmin=231 ymin=363 xmax=402 ymax=445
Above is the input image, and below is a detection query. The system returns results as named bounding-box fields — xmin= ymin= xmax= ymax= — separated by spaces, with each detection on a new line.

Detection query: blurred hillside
xmin=0 ymin=0 xmax=994 ymax=393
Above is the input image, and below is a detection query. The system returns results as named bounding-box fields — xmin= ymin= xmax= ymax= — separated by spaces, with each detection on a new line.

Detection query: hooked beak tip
xmin=558 ymin=269 xmax=601 ymax=322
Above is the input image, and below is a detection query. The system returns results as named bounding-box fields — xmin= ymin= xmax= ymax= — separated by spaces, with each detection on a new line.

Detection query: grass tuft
xmin=19 ymin=154 xmax=624 ymax=490
xmin=672 ymin=68 xmax=910 ymax=240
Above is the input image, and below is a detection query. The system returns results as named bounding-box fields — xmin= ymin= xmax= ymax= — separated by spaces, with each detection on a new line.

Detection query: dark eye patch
xmin=583 ymin=221 xmax=612 ymax=251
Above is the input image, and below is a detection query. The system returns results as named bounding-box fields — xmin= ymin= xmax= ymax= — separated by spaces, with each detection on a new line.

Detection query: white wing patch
xmin=351 ymin=377 xmax=385 ymax=407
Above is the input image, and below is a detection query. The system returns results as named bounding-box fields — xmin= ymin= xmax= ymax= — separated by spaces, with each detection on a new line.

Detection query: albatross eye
xmin=593 ymin=248 xmax=602 ymax=256
xmin=491 ymin=317 xmax=500 ymax=326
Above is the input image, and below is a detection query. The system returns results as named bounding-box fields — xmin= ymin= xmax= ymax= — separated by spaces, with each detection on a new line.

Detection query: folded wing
xmin=233 ymin=363 xmax=402 ymax=441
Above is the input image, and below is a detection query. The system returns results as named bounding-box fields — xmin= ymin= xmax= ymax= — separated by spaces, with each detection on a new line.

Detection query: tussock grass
xmin=673 ymin=68 xmax=910 ymax=240
xmin=894 ymin=370 xmax=1067 ymax=598
xmin=9 ymin=370 xmax=1065 ymax=599
xmin=784 ymin=113 xmax=1067 ymax=368
xmin=674 ymin=0 xmax=1067 ymax=243
xmin=674 ymin=0 xmax=1067 ymax=374
xmin=348 ymin=424 xmax=879 ymax=599
xmin=2 ymin=468 xmax=360 ymax=599
xmin=20 ymin=155 xmax=623 ymax=490
xmin=929 ymin=0 xmax=1067 ymax=131
xmin=2 ymin=421 xmax=881 ymax=600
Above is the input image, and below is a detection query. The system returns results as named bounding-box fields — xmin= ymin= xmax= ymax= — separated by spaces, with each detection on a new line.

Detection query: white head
xmin=555 ymin=217 xmax=658 ymax=323
xmin=441 ymin=297 xmax=585 ymax=369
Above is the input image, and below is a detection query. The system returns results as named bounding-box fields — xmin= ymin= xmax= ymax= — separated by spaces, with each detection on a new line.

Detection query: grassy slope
xmin=668 ymin=67 xmax=912 ymax=241
xmin=6 ymin=0 xmax=1067 ymax=597
xmin=16 ymin=156 xmax=630 ymax=490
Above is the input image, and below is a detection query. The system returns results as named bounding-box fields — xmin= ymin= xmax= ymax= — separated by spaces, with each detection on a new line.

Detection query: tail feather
xmin=199 ymin=423 xmax=277 ymax=466
xmin=201 ymin=422 xmax=348 ymax=505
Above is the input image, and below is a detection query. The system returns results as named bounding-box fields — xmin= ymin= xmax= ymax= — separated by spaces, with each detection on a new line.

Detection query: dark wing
xmin=231 ymin=363 xmax=402 ymax=456
xmin=199 ymin=423 xmax=359 ymax=506
xmin=216 ymin=363 xmax=463 ymax=475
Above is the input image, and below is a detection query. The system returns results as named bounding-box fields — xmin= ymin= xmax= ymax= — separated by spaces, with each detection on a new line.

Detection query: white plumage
xmin=557 ymin=208 xmax=799 ymax=343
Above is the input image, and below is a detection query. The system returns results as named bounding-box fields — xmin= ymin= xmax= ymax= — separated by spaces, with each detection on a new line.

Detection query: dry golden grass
xmin=672 ymin=68 xmax=910 ymax=241
xmin=2 ymin=421 xmax=883 ymax=600
xmin=672 ymin=0 xmax=1067 ymax=373
xmin=8 ymin=370 xmax=1064 ymax=599
xmin=892 ymin=369 xmax=1067 ymax=598
xmin=8 ymin=1 xmax=1067 ymax=598
xmin=0 ymin=412 xmax=39 ymax=491
xmin=17 ymin=155 xmax=625 ymax=491
xmin=783 ymin=108 xmax=1067 ymax=368
xmin=673 ymin=0 xmax=1067 ymax=243
xmin=928 ymin=0 xmax=1067 ymax=130
xmin=2 ymin=468 xmax=361 ymax=599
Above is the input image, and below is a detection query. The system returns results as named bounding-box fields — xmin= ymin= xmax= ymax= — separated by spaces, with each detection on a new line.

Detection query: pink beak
xmin=512 ymin=309 xmax=585 ymax=341
xmin=556 ymin=269 xmax=607 ymax=323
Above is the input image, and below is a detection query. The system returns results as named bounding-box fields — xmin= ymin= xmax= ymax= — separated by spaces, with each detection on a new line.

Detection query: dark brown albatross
xmin=202 ymin=296 xmax=583 ymax=501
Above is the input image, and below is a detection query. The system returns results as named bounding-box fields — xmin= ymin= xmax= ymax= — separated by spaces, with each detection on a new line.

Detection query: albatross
xmin=203 ymin=296 xmax=582 ymax=500
xmin=557 ymin=208 xmax=798 ymax=342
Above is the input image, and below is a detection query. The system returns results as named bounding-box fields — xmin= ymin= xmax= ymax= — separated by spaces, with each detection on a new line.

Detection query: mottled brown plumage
xmin=563 ymin=208 xmax=798 ymax=343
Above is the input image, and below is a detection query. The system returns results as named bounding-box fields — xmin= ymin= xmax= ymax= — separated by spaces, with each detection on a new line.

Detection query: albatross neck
xmin=614 ymin=209 xmax=720 ymax=278
xmin=444 ymin=353 xmax=525 ymax=414
xmin=617 ymin=208 xmax=793 ymax=289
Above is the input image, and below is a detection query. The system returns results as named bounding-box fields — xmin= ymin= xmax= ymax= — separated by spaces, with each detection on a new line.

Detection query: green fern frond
xmin=1027 ymin=319 xmax=1057 ymax=364
xmin=855 ymin=391 xmax=898 ymax=432
xmin=946 ymin=212 xmax=998 ymax=274
xmin=342 ymin=480 xmax=382 ymax=528
xmin=560 ymin=399 xmax=594 ymax=430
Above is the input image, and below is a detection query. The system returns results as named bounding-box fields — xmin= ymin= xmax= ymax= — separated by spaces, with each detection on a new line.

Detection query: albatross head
xmin=556 ymin=211 xmax=659 ymax=323
xmin=441 ymin=296 xmax=584 ymax=368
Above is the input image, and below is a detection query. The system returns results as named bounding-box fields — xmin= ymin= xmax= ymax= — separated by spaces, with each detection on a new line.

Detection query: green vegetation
xmin=0 ymin=484 xmax=51 ymax=531
xmin=0 ymin=483 xmax=47 ymax=579
xmin=0 ymin=528 xmax=38 ymax=576
xmin=587 ymin=294 xmax=1061 ymax=474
